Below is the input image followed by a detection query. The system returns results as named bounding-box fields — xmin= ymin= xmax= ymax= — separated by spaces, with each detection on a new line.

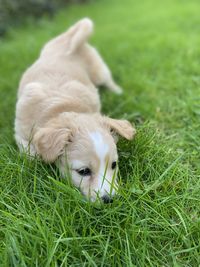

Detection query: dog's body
xmin=15 ymin=18 xmax=135 ymax=201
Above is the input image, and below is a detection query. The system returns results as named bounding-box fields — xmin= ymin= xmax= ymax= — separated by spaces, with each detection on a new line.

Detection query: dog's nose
xmin=101 ymin=195 xmax=113 ymax=204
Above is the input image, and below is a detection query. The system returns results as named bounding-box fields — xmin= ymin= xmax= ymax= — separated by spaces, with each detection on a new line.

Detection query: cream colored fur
xmin=15 ymin=18 xmax=136 ymax=201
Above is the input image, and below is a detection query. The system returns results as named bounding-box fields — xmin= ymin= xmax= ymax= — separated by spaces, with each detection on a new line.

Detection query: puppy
xmin=15 ymin=18 xmax=136 ymax=202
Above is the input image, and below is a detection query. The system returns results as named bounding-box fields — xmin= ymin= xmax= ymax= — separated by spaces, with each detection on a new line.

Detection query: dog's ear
xmin=33 ymin=113 xmax=77 ymax=163
xmin=33 ymin=127 xmax=73 ymax=163
xmin=102 ymin=117 xmax=136 ymax=141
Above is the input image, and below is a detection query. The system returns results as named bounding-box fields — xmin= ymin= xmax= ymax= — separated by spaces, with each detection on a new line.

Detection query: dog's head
xmin=33 ymin=112 xmax=136 ymax=202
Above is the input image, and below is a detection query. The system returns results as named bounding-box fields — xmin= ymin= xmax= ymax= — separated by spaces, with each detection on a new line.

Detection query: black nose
xmin=101 ymin=195 xmax=113 ymax=204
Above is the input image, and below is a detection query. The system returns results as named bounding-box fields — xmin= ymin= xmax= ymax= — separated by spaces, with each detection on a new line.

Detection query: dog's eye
xmin=111 ymin=161 xmax=117 ymax=170
xmin=77 ymin=168 xmax=91 ymax=176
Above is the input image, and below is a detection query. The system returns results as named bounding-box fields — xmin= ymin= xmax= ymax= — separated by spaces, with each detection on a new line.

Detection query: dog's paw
xmin=112 ymin=85 xmax=123 ymax=95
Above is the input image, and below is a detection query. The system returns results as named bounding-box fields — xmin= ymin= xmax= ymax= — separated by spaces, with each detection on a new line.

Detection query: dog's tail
xmin=41 ymin=18 xmax=93 ymax=57
xmin=67 ymin=18 xmax=93 ymax=54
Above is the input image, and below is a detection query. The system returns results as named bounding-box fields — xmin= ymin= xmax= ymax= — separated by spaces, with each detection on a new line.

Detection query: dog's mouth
xmin=82 ymin=183 xmax=118 ymax=203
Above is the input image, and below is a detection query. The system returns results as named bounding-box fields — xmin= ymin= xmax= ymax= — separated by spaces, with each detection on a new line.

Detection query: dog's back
xmin=18 ymin=19 xmax=94 ymax=95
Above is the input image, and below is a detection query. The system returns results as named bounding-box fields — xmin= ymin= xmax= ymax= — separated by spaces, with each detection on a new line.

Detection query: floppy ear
xmin=33 ymin=127 xmax=72 ymax=163
xmin=103 ymin=117 xmax=136 ymax=140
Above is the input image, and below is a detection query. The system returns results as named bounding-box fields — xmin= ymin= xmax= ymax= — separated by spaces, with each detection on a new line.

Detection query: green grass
xmin=0 ymin=0 xmax=200 ymax=265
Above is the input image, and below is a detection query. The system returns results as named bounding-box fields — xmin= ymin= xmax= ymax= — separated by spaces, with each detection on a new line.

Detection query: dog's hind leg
xmin=83 ymin=45 xmax=123 ymax=94
xmin=41 ymin=18 xmax=93 ymax=57
xmin=98 ymin=68 xmax=123 ymax=95
xmin=99 ymin=69 xmax=123 ymax=95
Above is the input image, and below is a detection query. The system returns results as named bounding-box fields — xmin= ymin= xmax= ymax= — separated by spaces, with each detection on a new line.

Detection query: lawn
xmin=0 ymin=0 xmax=200 ymax=265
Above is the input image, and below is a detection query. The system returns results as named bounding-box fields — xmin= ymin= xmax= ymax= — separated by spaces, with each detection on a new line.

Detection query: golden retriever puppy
xmin=15 ymin=18 xmax=136 ymax=202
